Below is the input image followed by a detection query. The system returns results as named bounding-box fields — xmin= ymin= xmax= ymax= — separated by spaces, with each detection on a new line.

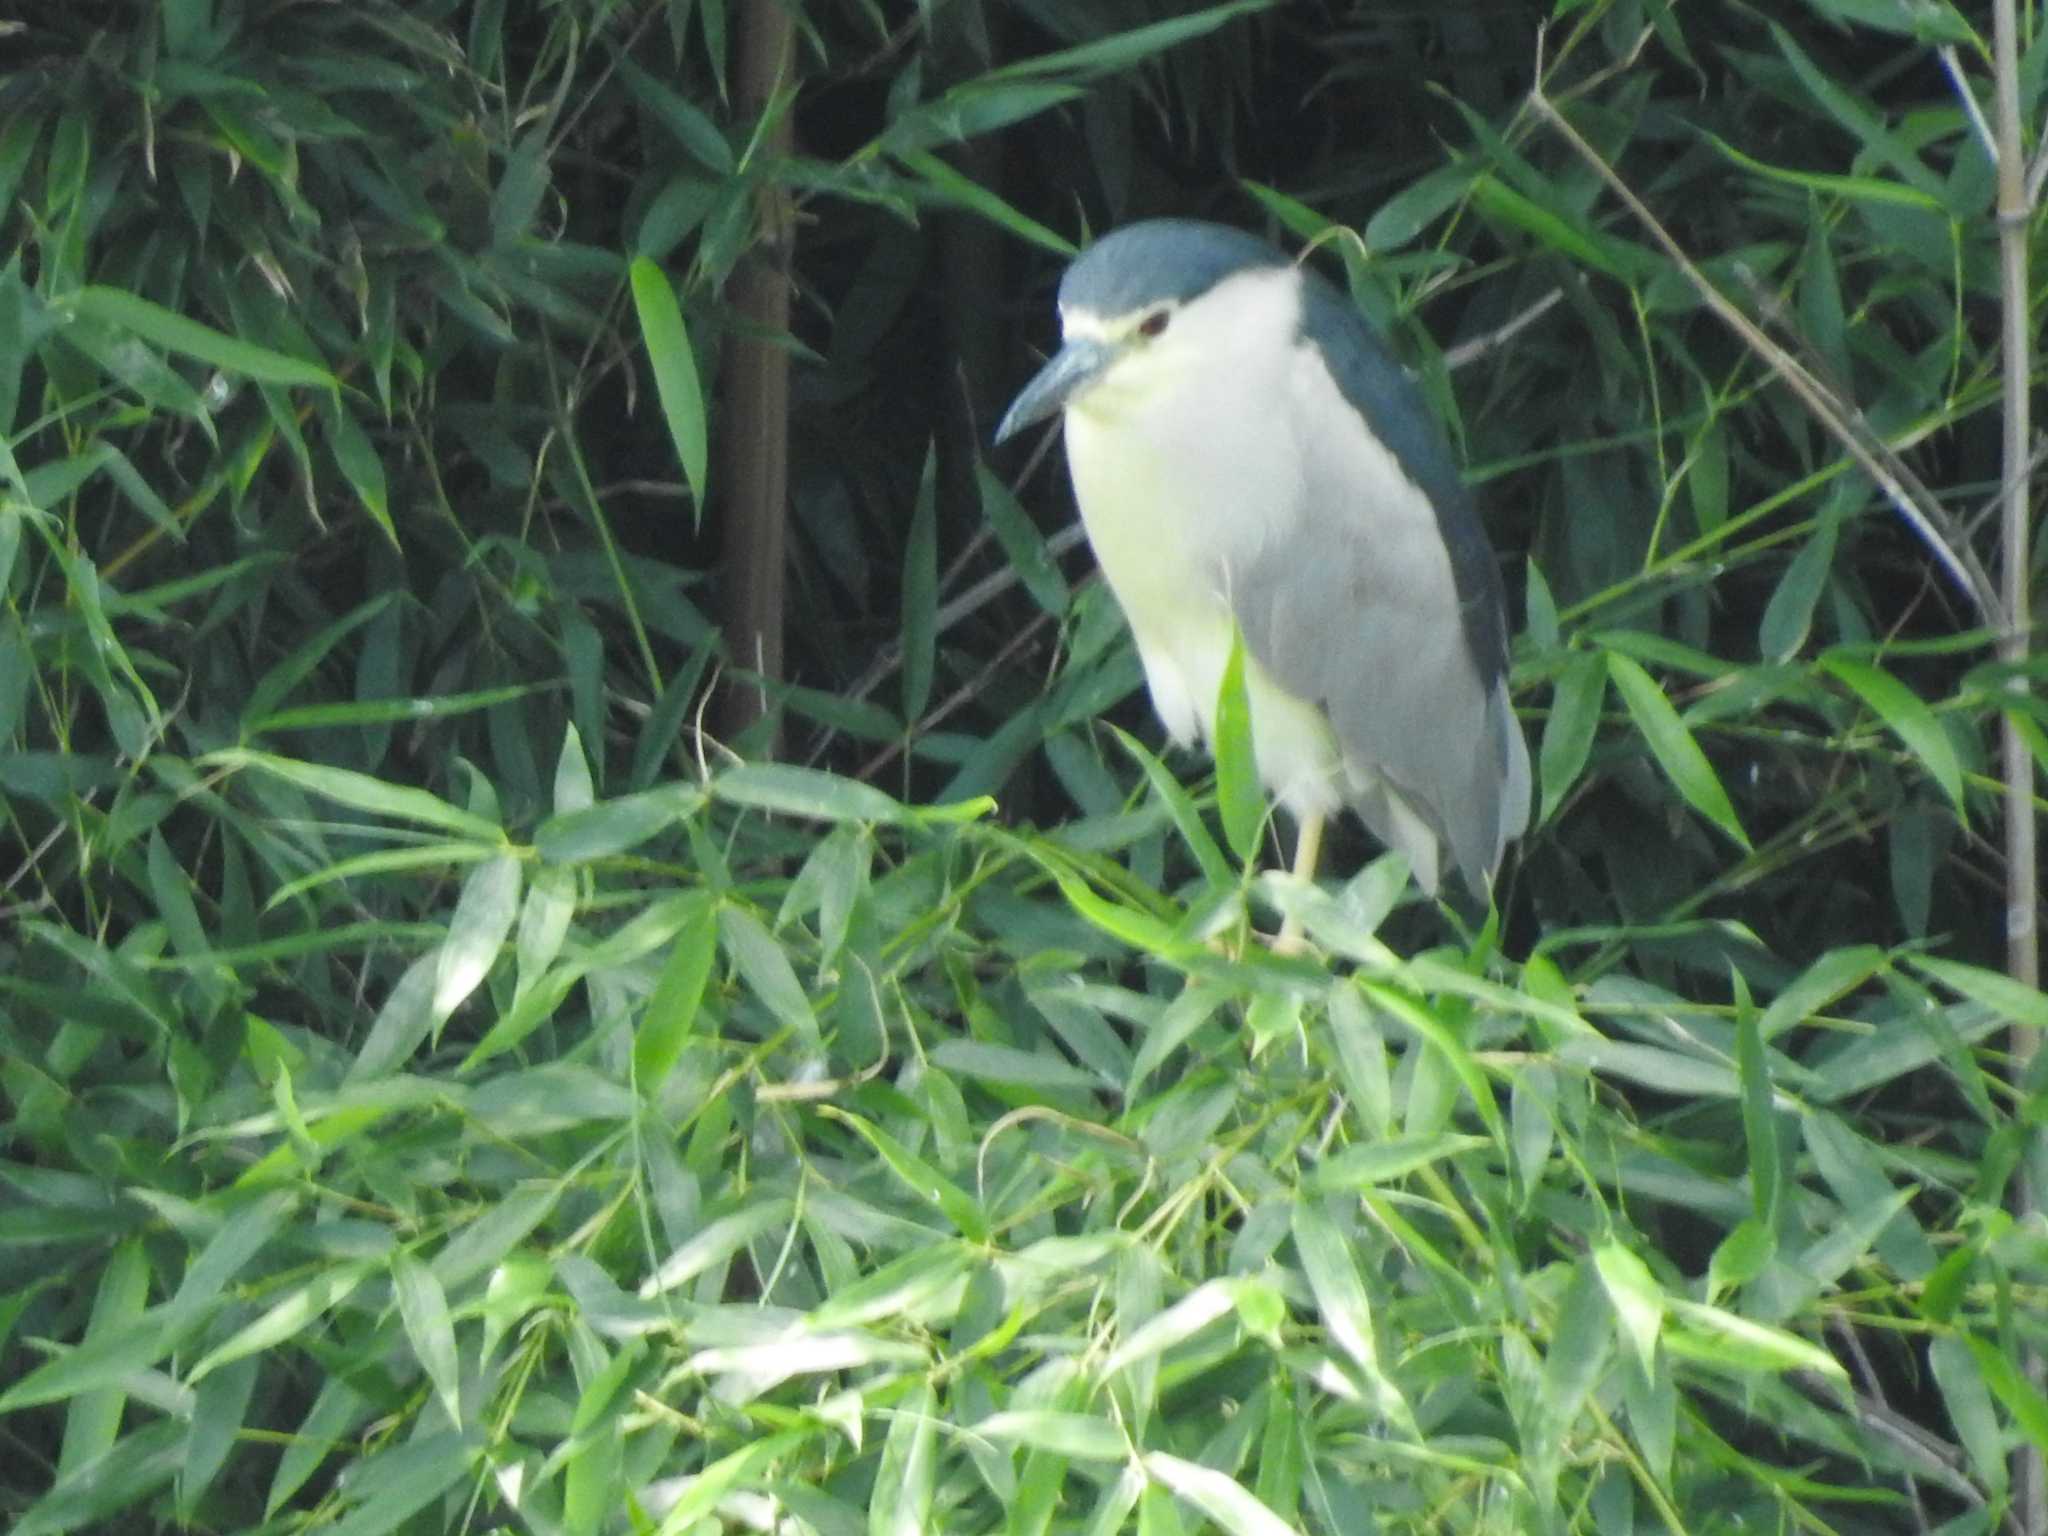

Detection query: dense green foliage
xmin=2 ymin=2 xmax=2046 ymax=1534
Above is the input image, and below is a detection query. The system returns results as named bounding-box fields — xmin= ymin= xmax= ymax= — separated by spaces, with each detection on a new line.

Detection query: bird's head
xmin=995 ymin=220 xmax=1295 ymax=443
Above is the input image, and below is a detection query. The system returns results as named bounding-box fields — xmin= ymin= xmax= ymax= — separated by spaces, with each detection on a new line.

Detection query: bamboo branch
xmin=1527 ymin=81 xmax=2002 ymax=625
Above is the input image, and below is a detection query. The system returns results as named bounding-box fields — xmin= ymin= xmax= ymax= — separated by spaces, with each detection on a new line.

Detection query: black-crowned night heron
xmin=996 ymin=218 xmax=1529 ymax=901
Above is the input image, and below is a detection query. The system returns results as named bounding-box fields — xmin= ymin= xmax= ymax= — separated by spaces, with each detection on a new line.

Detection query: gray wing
xmin=1230 ymin=278 xmax=1527 ymax=894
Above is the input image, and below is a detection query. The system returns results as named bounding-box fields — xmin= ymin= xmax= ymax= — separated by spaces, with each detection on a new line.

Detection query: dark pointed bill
xmin=994 ymin=337 xmax=1116 ymax=444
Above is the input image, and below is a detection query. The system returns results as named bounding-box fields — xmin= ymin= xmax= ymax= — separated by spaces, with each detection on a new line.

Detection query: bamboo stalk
xmin=717 ymin=0 xmax=796 ymax=743
xmin=1991 ymin=0 xmax=2042 ymax=1527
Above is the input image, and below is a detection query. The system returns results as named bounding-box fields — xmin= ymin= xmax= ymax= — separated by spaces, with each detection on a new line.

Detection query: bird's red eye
xmin=1138 ymin=309 xmax=1171 ymax=339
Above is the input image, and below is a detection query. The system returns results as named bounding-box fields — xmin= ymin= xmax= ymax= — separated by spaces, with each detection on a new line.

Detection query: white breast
xmin=1060 ymin=268 xmax=1347 ymax=820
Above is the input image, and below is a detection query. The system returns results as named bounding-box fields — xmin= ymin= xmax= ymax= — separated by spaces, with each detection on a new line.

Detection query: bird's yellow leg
xmin=1274 ymin=809 xmax=1325 ymax=955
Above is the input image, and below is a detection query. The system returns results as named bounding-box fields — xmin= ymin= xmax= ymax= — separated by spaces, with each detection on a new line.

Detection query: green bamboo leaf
xmin=1796 ymin=0 xmax=1974 ymax=40
xmin=13 ymin=1421 xmax=186 ymax=1536
xmin=641 ymin=1200 xmax=796 ymax=1298
xmin=1054 ymin=872 xmax=1185 ymax=954
xmin=1112 ymin=727 xmax=1234 ymax=891
xmin=534 ymin=785 xmax=702 ymax=863
xmin=569 ymin=1337 xmax=646 ymax=1438
xmin=1539 ymin=649 xmax=1605 ymax=825
xmin=1906 ymin=955 xmax=2048 ymax=1031
xmin=239 ymin=592 xmax=401 ymax=727
xmin=1594 ymin=629 xmax=1733 ymax=678
xmin=204 ymin=748 xmax=503 ymax=839
xmin=714 ymin=761 xmax=907 ymax=823
xmin=976 ymin=461 xmax=1070 ymax=613
xmin=806 ymin=1244 xmax=977 ymax=1331
xmin=870 ymin=1382 xmax=938 ymax=1536
xmin=1365 ymin=981 xmax=1506 ymax=1146
xmin=974 ymin=1411 xmax=1126 ymax=1463
xmin=1782 ymin=1187 xmax=1915 ymax=1316
xmin=1291 ymin=1198 xmax=1382 ymax=1376
xmin=895 ymin=148 xmax=1075 ymax=256
xmin=633 ymin=896 xmax=718 ymax=1090
xmin=1470 ymin=173 xmax=1646 ymax=282
xmin=1931 ymin=1336 xmax=2010 ymax=1495
xmin=162 ymin=1191 xmax=298 ymax=1332
xmin=1099 ymin=1278 xmax=1240 ymax=1377
xmin=718 ymin=904 xmax=818 ymax=1049
xmin=1757 ymin=945 xmax=1887 ymax=1041
xmin=1769 ymin=24 xmax=1953 ymax=208
xmin=1561 ymin=1036 xmax=1738 ymax=1098
xmin=617 ymin=57 xmax=734 ymax=173
xmin=390 ymin=1254 xmax=460 ymax=1428
xmin=1213 ymin=629 xmax=1265 ymax=864
xmin=989 ymin=1 xmax=1273 ymax=81
xmin=178 ymin=1356 xmax=257 ymax=1519
xmin=264 ymin=1377 xmax=368 ymax=1518
xmin=902 ymin=441 xmax=938 ymax=723
xmin=1664 ymin=1297 xmax=1847 ymax=1382
xmin=90 ymin=443 xmax=178 ymax=534
xmin=55 ymin=1240 xmax=148 ymax=1480
xmin=1890 ymin=802 xmax=1941 ymax=939
xmin=1819 ymin=652 xmax=1965 ymax=815
xmin=1539 ymin=1260 xmax=1614 ymax=1461
xmin=564 ymin=1403 xmax=625 ymax=1536
xmin=251 ymin=683 xmax=541 ymax=734
xmin=929 ymin=1039 xmax=1102 ymax=1092
xmin=265 ymin=842 xmax=502 ymax=912
xmin=1707 ymin=1218 xmax=1776 ymax=1301
xmin=465 ymin=897 xmax=700 ymax=1071
xmin=66 ymin=286 xmax=335 ymax=388
xmin=816 ymin=1106 xmax=987 ymax=1242
xmin=1593 ymin=1242 xmax=1664 ymax=1374
xmin=650 ymin=1432 xmax=807 ymax=1536
xmin=1687 ymin=420 xmax=1729 ymax=535
xmin=433 ymin=853 xmax=520 ymax=1022
xmin=187 ymin=1262 xmax=374 ymax=1384
xmin=628 ymin=256 xmax=708 ymax=509
xmin=314 ymin=1432 xmax=475 ymax=1536
xmin=1605 ymin=651 xmax=1751 ymax=850
xmin=1524 ymin=558 xmax=1560 ymax=651
xmin=875 ymin=81 xmax=1083 ymax=158
xmin=1965 ymin=1333 xmax=2048 ymax=1458
xmin=1308 ymin=1133 xmax=1488 ymax=1192
xmin=0 ymin=111 xmax=41 ymax=217
xmin=636 ymin=175 xmax=720 ymax=265
xmin=322 ymin=397 xmax=396 ymax=546
xmin=51 ymin=313 xmax=214 ymax=426
xmin=1143 ymin=1452 xmax=1297 ymax=1536
xmin=772 ymin=680 xmax=903 ymax=740
xmin=0 ymin=1315 xmax=164 ymax=1415
xmin=1704 ymin=131 xmax=1946 ymax=209
xmin=1364 ymin=162 xmax=1476 ymax=250
xmin=1735 ymin=976 xmax=1781 ymax=1229
xmin=1759 ymin=520 xmax=1837 ymax=662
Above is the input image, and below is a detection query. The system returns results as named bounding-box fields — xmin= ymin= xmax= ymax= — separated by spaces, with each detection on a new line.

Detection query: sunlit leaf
xmin=629 ymin=256 xmax=709 ymax=510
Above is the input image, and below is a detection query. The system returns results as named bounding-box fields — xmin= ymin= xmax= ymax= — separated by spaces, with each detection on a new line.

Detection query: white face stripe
xmin=1059 ymin=307 xmax=1153 ymax=346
